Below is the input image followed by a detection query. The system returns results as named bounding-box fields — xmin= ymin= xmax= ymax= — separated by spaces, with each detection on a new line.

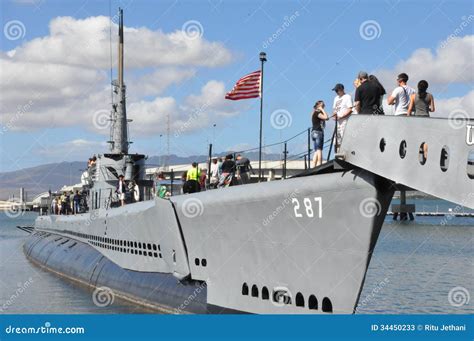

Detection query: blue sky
xmin=1 ymin=0 xmax=473 ymax=172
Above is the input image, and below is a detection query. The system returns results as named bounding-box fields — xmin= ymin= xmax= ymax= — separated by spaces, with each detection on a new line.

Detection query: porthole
xmin=467 ymin=150 xmax=474 ymax=179
xmin=262 ymin=287 xmax=269 ymax=300
xmin=251 ymin=285 xmax=259 ymax=298
xmin=242 ymin=283 xmax=249 ymax=295
xmin=419 ymin=142 xmax=427 ymax=165
xmin=295 ymin=292 xmax=305 ymax=307
xmin=399 ymin=140 xmax=407 ymax=159
xmin=195 ymin=258 xmax=200 ymax=266
xmin=201 ymin=259 xmax=207 ymax=267
xmin=322 ymin=297 xmax=333 ymax=313
xmin=379 ymin=138 xmax=386 ymax=153
xmin=440 ymin=146 xmax=449 ymax=172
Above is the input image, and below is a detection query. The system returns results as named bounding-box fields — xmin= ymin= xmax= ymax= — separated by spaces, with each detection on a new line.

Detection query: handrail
xmin=234 ymin=127 xmax=309 ymax=155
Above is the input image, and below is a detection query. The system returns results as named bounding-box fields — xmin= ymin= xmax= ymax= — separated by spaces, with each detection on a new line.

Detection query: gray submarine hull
xmin=25 ymin=165 xmax=395 ymax=314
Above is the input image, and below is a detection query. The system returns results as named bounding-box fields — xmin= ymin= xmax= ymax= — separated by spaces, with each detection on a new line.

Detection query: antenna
xmin=166 ymin=112 xmax=170 ymax=169
xmin=109 ymin=7 xmax=129 ymax=155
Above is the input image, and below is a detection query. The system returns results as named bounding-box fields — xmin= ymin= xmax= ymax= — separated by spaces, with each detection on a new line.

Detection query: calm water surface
xmin=0 ymin=199 xmax=472 ymax=314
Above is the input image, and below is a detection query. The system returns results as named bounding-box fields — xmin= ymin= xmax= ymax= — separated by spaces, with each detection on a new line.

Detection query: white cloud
xmin=128 ymin=80 xmax=240 ymax=137
xmin=36 ymin=139 xmax=107 ymax=160
xmin=0 ymin=14 xmax=236 ymax=135
xmin=376 ymin=35 xmax=473 ymax=87
xmin=432 ymin=90 xmax=474 ymax=118
xmin=128 ymin=68 xmax=196 ymax=98
xmin=184 ymin=80 xmax=239 ymax=117
xmin=9 ymin=16 xmax=232 ymax=69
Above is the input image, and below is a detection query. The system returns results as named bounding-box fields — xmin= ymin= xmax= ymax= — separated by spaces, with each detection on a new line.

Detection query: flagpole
xmin=258 ymin=52 xmax=267 ymax=182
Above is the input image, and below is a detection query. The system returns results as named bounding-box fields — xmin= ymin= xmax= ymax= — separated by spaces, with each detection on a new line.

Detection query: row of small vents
xmin=52 ymin=230 xmax=163 ymax=258
xmin=242 ymin=283 xmax=333 ymax=313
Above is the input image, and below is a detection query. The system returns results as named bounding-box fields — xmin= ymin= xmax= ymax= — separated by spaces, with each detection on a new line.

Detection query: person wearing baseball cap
xmin=331 ymin=82 xmax=353 ymax=151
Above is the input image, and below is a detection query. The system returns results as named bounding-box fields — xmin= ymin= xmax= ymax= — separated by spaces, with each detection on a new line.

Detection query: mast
xmin=109 ymin=8 xmax=129 ymax=154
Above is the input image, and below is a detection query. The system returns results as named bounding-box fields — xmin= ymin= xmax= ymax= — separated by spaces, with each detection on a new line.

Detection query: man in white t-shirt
xmin=332 ymin=83 xmax=353 ymax=150
xmin=387 ymin=73 xmax=415 ymax=116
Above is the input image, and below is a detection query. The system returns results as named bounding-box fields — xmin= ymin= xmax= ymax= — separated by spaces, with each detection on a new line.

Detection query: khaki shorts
xmin=335 ymin=119 xmax=347 ymax=146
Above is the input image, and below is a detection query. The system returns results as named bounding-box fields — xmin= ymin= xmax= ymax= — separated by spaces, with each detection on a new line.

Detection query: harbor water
xmin=0 ymin=199 xmax=472 ymax=314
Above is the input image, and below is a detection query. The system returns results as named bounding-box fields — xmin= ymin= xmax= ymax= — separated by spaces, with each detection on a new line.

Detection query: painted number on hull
xmin=292 ymin=197 xmax=322 ymax=218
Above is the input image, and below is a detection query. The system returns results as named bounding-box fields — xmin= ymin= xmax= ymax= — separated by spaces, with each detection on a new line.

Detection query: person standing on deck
xmin=210 ymin=158 xmax=219 ymax=188
xmin=354 ymin=71 xmax=384 ymax=115
xmin=407 ymin=80 xmax=435 ymax=117
xmin=219 ymin=154 xmax=236 ymax=187
xmin=311 ymin=100 xmax=329 ymax=167
xmin=331 ymin=83 xmax=353 ymax=151
xmin=73 ymin=190 xmax=80 ymax=214
xmin=51 ymin=197 xmax=57 ymax=215
xmin=186 ymin=162 xmax=201 ymax=193
xmin=199 ymin=169 xmax=207 ymax=191
xmin=387 ymin=73 xmax=415 ymax=116
xmin=132 ymin=180 xmax=140 ymax=203
xmin=407 ymin=80 xmax=435 ymax=160
xmin=368 ymin=74 xmax=386 ymax=115
xmin=236 ymin=154 xmax=253 ymax=184
xmin=116 ymin=175 xmax=126 ymax=206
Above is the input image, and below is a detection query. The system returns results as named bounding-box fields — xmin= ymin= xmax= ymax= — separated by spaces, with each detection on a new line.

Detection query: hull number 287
xmin=292 ymin=197 xmax=322 ymax=218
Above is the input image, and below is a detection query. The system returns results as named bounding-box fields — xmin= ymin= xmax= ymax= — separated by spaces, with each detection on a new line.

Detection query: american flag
xmin=225 ymin=70 xmax=261 ymax=100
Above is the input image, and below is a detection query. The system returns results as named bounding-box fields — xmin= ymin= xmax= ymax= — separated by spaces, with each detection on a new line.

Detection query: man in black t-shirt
xmin=236 ymin=154 xmax=253 ymax=184
xmin=354 ymin=71 xmax=383 ymax=115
